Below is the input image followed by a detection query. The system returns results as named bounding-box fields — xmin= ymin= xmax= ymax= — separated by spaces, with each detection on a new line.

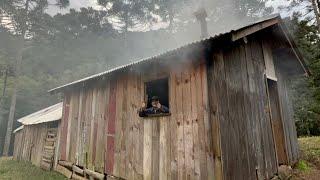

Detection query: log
xmin=42 ymin=157 xmax=52 ymax=163
xmin=59 ymin=160 xmax=73 ymax=169
xmin=56 ymin=164 xmax=72 ymax=179
xmin=46 ymin=138 xmax=56 ymax=142
xmin=48 ymin=133 xmax=56 ymax=137
xmin=72 ymin=165 xmax=84 ymax=176
xmin=44 ymin=145 xmax=55 ymax=150
xmin=84 ymin=168 xmax=105 ymax=180
xmin=71 ymin=173 xmax=86 ymax=180
xmin=42 ymin=153 xmax=54 ymax=159
xmin=45 ymin=141 xmax=54 ymax=146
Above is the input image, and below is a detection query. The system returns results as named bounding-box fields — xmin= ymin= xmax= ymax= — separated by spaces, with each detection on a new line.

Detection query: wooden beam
xmin=44 ymin=145 xmax=55 ymax=151
xmin=232 ymin=18 xmax=279 ymax=41
xmin=59 ymin=160 xmax=73 ymax=169
xmin=71 ymin=173 xmax=86 ymax=180
xmin=56 ymin=164 xmax=72 ymax=179
xmin=72 ymin=165 xmax=84 ymax=176
xmin=84 ymin=168 xmax=105 ymax=180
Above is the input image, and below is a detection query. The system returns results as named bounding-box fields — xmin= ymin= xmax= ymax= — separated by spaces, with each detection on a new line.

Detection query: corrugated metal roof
xmin=49 ymin=14 xmax=281 ymax=93
xmin=13 ymin=125 xmax=24 ymax=134
xmin=17 ymin=102 xmax=63 ymax=125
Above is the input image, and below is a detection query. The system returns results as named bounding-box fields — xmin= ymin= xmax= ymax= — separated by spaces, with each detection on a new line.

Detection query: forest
xmin=0 ymin=0 xmax=320 ymax=156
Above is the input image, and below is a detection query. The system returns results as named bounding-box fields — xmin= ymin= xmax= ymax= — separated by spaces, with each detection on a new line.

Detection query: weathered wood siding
xmin=263 ymin=30 xmax=300 ymax=165
xmin=13 ymin=130 xmax=24 ymax=160
xmin=13 ymin=123 xmax=60 ymax=167
xmin=207 ymin=38 xmax=278 ymax=180
xmin=58 ymin=30 xmax=301 ymax=180
xmin=274 ymin=55 xmax=300 ymax=165
xmin=59 ymin=59 xmax=215 ymax=179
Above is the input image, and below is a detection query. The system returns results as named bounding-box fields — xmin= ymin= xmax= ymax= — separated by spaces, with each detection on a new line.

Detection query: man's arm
xmin=159 ymin=105 xmax=170 ymax=113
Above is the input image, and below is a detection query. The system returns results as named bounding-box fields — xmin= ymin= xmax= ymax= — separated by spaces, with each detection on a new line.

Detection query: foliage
xmin=0 ymin=157 xmax=67 ymax=179
xmin=285 ymin=14 xmax=320 ymax=136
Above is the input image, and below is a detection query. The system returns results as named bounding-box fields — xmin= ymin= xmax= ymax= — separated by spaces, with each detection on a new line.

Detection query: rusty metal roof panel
xmin=49 ymin=14 xmax=281 ymax=93
xmin=17 ymin=102 xmax=63 ymax=125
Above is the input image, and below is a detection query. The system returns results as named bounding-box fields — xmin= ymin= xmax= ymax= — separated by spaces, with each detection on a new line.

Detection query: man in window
xmin=138 ymin=96 xmax=169 ymax=117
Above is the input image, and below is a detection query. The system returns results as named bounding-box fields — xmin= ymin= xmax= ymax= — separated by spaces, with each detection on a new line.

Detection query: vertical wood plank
xmin=239 ymin=44 xmax=256 ymax=180
xmin=190 ymin=65 xmax=200 ymax=180
xmin=169 ymin=72 xmax=178 ymax=180
xmin=176 ymin=72 xmax=185 ymax=180
xmin=70 ymin=92 xmax=80 ymax=163
xmin=143 ymin=119 xmax=152 ymax=180
xmin=207 ymin=51 xmax=224 ymax=180
xmin=76 ymin=89 xmax=83 ymax=165
xmin=106 ymin=78 xmax=117 ymax=174
xmin=151 ymin=119 xmax=160 ymax=180
xmin=120 ymin=75 xmax=128 ymax=178
xmin=135 ymin=73 xmax=144 ymax=180
xmin=159 ymin=117 xmax=168 ymax=180
xmin=60 ymin=95 xmax=71 ymax=160
xmin=113 ymin=76 xmax=123 ymax=177
xmin=182 ymin=69 xmax=195 ymax=180
xmin=195 ymin=63 xmax=208 ymax=180
xmin=200 ymin=62 xmax=215 ymax=180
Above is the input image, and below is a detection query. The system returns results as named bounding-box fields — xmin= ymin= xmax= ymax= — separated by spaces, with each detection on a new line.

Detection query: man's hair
xmin=151 ymin=96 xmax=159 ymax=101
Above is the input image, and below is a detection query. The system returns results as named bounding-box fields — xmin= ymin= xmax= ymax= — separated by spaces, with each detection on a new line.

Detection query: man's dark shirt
xmin=139 ymin=105 xmax=170 ymax=117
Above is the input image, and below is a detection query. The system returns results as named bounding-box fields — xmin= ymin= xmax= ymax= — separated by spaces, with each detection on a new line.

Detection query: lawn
xmin=292 ymin=136 xmax=320 ymax=180
xmin=0 ymin=157 xmax=66 ymax=180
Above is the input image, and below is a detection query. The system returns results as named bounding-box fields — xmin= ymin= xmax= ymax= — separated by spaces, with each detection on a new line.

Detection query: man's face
xmin=151 ymin=100 xmax=159 ymax=107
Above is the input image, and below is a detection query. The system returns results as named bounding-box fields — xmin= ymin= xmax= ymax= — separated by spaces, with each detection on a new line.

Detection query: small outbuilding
xmin=13 ymin=102 xmax=63 ymax=170
xmin=49 ymin=15 xmax=308 ymax=180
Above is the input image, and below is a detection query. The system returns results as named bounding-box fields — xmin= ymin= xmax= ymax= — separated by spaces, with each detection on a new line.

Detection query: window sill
xmin=141 ymin=113 xmax=171 ymax=118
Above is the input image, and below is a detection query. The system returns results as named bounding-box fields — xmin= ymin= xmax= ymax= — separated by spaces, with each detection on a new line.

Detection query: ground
xmin=292 ymin=136 xmax=320 ymax=180
xmin=0 ymin=137 xmax=320 ymax=179
xmin=0 ymin=157 xmax=66 ymax=180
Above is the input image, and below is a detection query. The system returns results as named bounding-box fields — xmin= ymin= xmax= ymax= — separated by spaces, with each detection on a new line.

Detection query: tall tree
xmin=286 ymin=0 xmax=320 ymax=31
xmin=284 ymin=13 xmax=320 ymax=136
xmin=0 ymin=0 xmax=69 ymax=156
xmin=311 ymin=0 xmax=320 ymax=30
xmin=98 ymin=0 xmax=157 ymax=33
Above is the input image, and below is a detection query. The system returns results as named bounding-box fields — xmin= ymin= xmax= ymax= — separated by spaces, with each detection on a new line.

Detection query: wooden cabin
xmin=13 ymin=103 xmax=62 ymax=170
xmin=49 ymin=15 xmax=309 ymax=180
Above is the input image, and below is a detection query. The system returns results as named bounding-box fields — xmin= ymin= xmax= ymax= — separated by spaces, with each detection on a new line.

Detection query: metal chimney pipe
xmin=194 ymin=8 xmax=208 ymax=39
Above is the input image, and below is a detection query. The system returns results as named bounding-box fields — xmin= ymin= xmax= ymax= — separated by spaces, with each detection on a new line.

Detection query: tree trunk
xmin=0 ymin=68 xmax=9 ymax=103
xmin=0 ymin=68 xmax=9 ymax=155
xmin=312 ymin=0 xmax=320 ymax=31
xmin=2 ymin=0 xmax=29 ymax=156
xmin=169 ymin=8 xmax=174 ymax=31
xmin=2 ymin=48 xmax=22 ymax=156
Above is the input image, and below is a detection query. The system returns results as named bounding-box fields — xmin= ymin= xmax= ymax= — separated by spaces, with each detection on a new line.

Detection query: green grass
xmin=291 ymin=136 xmax=320 ymax=179
xmin=0 ymin=157 xmax=66 ymax=180
xmin=296 ymin=160 xmax=310 ymax=172
xmin=298 ymin=136 xmax=320 ymax=167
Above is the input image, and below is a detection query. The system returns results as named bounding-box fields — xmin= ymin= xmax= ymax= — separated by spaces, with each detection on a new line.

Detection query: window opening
xmin=138 ymin=78 xmax=170 ymax=117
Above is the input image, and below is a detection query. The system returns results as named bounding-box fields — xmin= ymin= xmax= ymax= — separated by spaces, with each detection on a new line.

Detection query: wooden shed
xmin=49 ymin=15 xmax=309 ymax=180
xmin=13 ymin=102 xmax=63 ymax=170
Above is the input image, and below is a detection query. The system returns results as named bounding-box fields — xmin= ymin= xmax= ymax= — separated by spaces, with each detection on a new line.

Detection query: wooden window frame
xmin=141 ymin=75 xmax=171 ymax=118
